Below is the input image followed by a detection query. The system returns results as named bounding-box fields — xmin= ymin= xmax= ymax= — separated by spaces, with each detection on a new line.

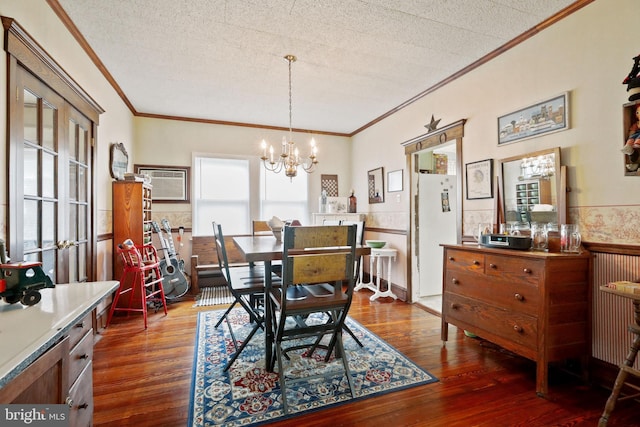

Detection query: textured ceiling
xmin=55 ymin=0 xmax=579 ymax=135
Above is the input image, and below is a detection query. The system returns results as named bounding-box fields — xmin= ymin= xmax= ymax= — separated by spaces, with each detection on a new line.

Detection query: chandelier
xmin=260 ymin=54 xmax=318 ymax=179
xmin=520 ymin=154 xmax=555 ymax=179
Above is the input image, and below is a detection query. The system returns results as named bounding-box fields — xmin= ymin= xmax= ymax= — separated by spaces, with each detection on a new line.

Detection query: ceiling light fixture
xmin=260 ymin=54 xmax=318 ymax=179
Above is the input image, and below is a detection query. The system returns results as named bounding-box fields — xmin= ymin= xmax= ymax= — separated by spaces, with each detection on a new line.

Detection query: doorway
xmin=401 ymin=120 xmax=465 ymax=313
xmin=416 ymin=143 xmax=458 ymax=313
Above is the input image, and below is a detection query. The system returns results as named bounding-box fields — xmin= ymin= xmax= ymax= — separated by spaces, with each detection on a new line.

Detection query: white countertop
xmin=0 ymin=280 xmax=119 ymax=388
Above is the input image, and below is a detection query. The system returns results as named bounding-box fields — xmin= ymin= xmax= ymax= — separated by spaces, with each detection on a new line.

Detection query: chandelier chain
xmin=288 ymin=55 xmax=293 ymax=140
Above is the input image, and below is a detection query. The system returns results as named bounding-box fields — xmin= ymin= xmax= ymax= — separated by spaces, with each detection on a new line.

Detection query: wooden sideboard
xmin=441 ymin=244 xmax=592 ymax=397
xmin=0 ymin=281 xmax=119 ymax=426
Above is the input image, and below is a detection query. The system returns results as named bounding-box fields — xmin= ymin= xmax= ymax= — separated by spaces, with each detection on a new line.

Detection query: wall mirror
xmin=498 ymin=147 xmax=565 ymax=230
xmin=368 ymin=167 xmax=384 ymax=203
xmin=109 ymin=142 xmax=128 ymax=180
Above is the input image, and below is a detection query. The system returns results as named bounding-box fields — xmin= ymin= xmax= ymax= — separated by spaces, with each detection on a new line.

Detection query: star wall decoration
xmin=425 ymin=114 xmax=441 ymax=132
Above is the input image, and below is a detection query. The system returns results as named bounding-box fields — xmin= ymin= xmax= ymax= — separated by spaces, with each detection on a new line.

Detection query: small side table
xmin=355 ymin=248 xmax=398 ymax=301
xmin=598 ymin=285 xmax=640 ymax=426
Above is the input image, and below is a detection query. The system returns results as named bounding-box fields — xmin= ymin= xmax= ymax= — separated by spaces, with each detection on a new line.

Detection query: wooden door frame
xmin=3 ymin=17 xmax=103 ymax=281
xmin=401 ymin=119 xmax=465 ymax=302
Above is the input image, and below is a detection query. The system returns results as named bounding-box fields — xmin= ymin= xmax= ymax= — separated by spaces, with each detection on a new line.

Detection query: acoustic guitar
xmin=151 ymin=220 xmax=189 ymax=299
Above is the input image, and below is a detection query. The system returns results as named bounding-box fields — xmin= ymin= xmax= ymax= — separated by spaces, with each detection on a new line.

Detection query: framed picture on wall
xmin=387 ymin=169 xmax=403 ymax=192
xmin=134 ymin=164 xmax=190 ymax=203
xmin=497 ymin=92 xmax=569 ymax=145
xmin=465 ymin=159 xmax=493 ymax=200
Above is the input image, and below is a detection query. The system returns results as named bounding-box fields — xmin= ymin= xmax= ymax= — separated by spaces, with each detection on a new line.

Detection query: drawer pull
xmin=452 ymin=278 xmax=459 ymax=285
xmin=79 ymin=403 xmax=89 ymax=410
xmin=65 ymin=396 xmax=74 ymax=408
xmin=513 ymin=325 xmax=523 ymax=333
xmin=448 ymin=256 xmax=454 ymax=261
xmin=489 ymin=263 xmax=497 ymax=269
xmin=75 ymin=321 xmax=85 ymax=328
xmin=473 ymin=260 xmax=480 ymax=265
xmin=451 ymin=303 xmax=460 ymax=310
xmin=514 ymin=293 xmax=524 ymax=301
xmin=523 ymin=268 xmax=532 ymax=274
xmin=79 ymin=353 xmax=90 ymax=360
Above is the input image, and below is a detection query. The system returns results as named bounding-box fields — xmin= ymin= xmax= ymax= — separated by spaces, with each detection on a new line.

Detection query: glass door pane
xmin=21 ymin=86 xmax=60 ymax=281
xmin=66 ymin=108 xmax=91 ymax=283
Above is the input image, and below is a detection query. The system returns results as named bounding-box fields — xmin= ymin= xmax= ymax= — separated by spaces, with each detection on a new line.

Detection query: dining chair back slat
xmin=252 ymin=220 xmax=272 ymax=235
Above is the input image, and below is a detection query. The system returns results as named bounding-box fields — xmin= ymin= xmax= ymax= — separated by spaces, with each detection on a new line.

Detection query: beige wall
xmin=1 ymin=0 xmax=638 ymax=287
xmin=133 ymin=116 xmax=352 ymax=227
xmin=351 ymin=0 xmax=639 ymax=292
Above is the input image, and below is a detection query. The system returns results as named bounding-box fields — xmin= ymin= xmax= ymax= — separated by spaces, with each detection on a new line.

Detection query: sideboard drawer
xmin=444 ymin=271 xmax=540 ymax=316
xmin=444 ymin=249 xmax=484 ymax=273
xmin=484 ymin=254 xmax=542 ymax=286
xmin=444 ymin=293 xmax=538 ymax=351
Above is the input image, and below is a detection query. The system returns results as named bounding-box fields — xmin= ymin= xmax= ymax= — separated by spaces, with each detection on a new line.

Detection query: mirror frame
xmin=496 ymin=147 xmax=565 ymax=228
xmin=109 ymin=142 xmax=128 ymax=180
xmin=368 ymin=167 xmax=385 ymax=203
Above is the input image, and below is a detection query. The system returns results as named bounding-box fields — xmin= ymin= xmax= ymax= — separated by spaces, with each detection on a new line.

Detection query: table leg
xmin=264 ymin=260 xmax=274 ymax=372
xmin=598 ymin=299 xmax=640 ymax=426
xmin=369 ymin=255 xmax=380 ymax=301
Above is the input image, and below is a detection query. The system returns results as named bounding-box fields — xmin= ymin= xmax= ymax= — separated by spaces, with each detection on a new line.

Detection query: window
xmin=193 ymin=157 xmax=250 ymax=235
xmin=261 ymin=167 xmax=308 ymax=223
xmin=193 ymin=154 xmax=310 ymax=236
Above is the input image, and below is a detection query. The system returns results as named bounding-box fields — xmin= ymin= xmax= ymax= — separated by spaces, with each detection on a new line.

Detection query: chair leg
xmin=276 ymin=341 xmax=289 ymax=414
xmin=139 ymin=273 xmax=148 ymax=329
xmin=223 ymin=321 xmax=261 ymax=371
xmin=599 ymin=332 xmax=640 ymax=426
xmin=335 ymin=331 xmax=356 ymax=398
xmin=215 ymin=300 xmax=239 ymax=328
xmin=342 ymin=323 xmax=363 ymax=347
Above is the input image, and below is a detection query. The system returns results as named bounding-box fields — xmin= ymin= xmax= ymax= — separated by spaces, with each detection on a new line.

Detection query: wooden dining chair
xmin=212 ymin=222 xmax=280 ymax=371
xmin=252 ymin=219 xmax=284 ymax=275
xmin=268 ymin=224 xmax=358 ymax=414
xmin=252 ymin=220 xmax=272 ymax=235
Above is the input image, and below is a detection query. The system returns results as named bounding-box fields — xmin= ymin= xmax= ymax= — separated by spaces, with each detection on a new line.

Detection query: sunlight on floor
xmin=416 ymin=294 xmax=442 ymax=315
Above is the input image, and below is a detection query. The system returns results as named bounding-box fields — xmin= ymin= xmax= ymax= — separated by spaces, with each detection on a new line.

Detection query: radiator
xmin=592 ymin=252 xmax=640 ymax=368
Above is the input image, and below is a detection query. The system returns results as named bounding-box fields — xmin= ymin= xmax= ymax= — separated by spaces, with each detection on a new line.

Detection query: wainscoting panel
xmin=592 ymin=251 xmax=640 ymax=368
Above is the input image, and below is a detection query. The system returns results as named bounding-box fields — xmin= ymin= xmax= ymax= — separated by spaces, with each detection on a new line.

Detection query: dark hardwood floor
xmin=93 ymin=290 xmax=638 ymax=426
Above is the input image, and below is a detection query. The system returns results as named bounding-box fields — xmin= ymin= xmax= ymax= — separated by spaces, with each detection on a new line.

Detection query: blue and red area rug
xmin=188 ymin=308 xmax=438 ymax=426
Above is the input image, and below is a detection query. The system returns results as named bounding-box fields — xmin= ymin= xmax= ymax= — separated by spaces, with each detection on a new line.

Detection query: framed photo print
xmin=387 ymin=169 xmax=403 ymax=192
xmin=465 ymin=159 xmax=493 ymax=200
xmin=498 ymin=92 xmax=569 ymax=145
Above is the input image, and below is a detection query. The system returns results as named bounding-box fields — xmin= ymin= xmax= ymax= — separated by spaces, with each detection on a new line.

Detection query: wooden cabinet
xmin=0 ymin=282 xmax=118 ymax=426
xmin=441 ymin=244 xmax=592 ymax=396
xmin=0 ymin=314 xmax=94 ymax=426
xmin=515 ymin=180 xmax=551 ymax=212
xmin=112 ymin=181 xmax=152 ymax=282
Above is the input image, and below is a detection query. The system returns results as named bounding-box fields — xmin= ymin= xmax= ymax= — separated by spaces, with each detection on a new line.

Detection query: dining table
xmin=232 ymin=234 xmax=371 ymax=372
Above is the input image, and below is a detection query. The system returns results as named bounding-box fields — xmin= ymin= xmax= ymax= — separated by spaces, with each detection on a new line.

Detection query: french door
xmin=9 ymin=68 xmax=93 ymax=284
